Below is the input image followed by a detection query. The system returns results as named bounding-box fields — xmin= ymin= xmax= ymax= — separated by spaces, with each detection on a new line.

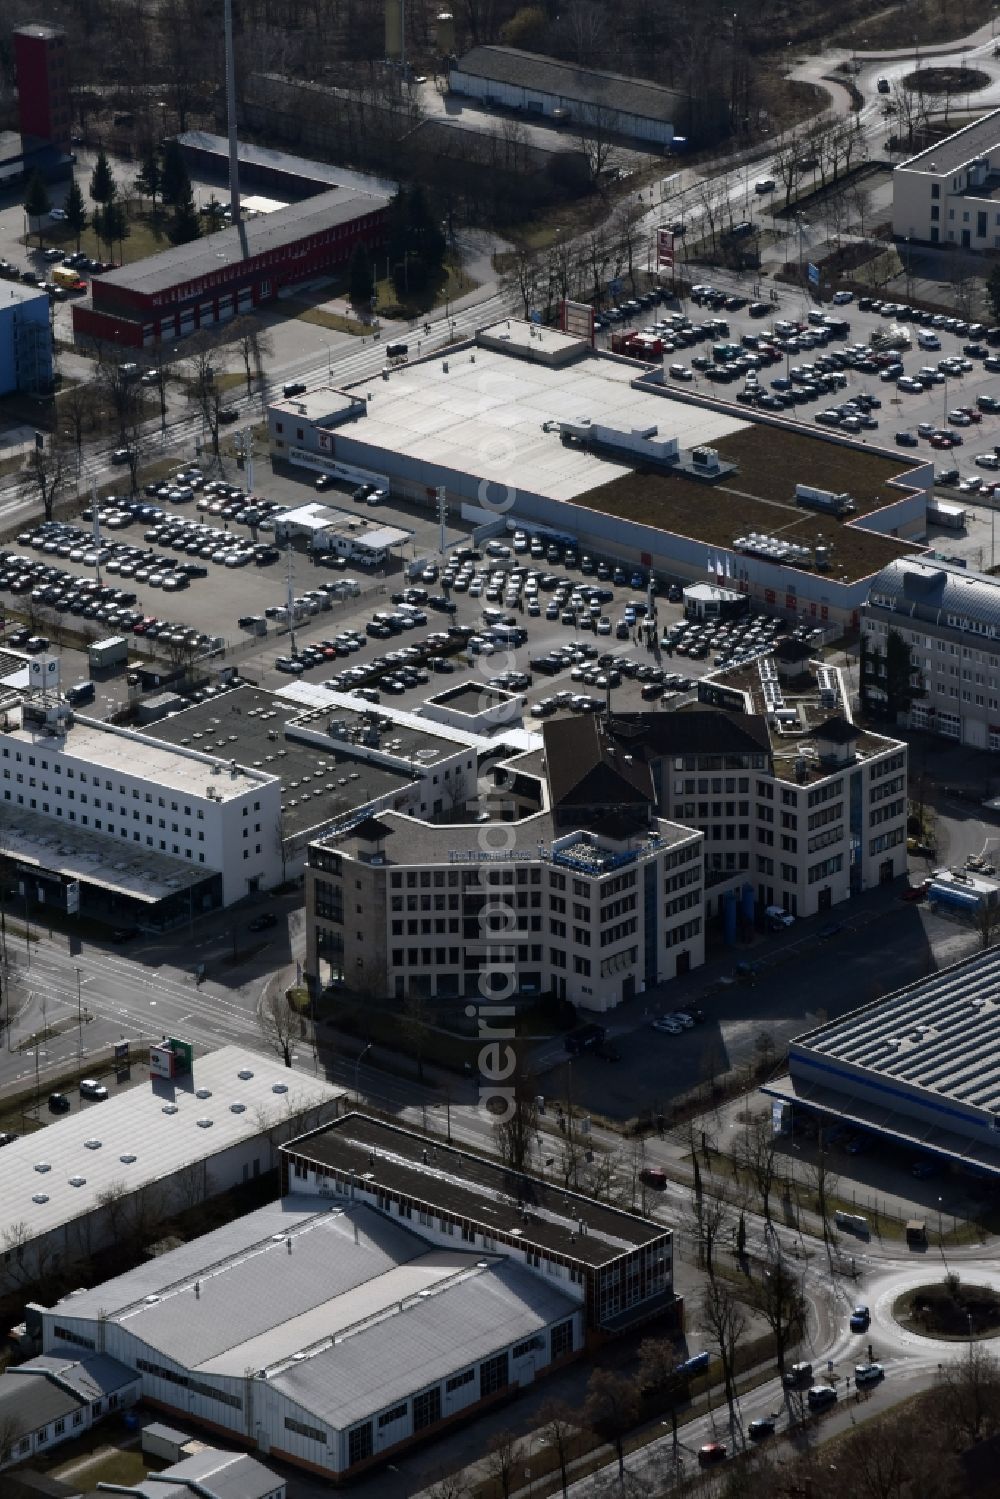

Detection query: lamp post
xmin=354 ymin=1040 xmax=372 ymax=1105
xmin=76 ymin=966 xmax=83 ymax=1062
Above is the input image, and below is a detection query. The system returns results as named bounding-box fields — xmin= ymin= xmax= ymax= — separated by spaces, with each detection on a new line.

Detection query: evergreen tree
xmin=387 ymin=185 xmax=446 ymax=300
xmin=160 ymin=139 xmax=190 ymax=208
xmin=134 ymin=143 xmax=162 ymax=212
xmin=348 ymin=242 xmax=375 ymax=307
xmin=63 ymin=178 xmax=88 ymax=250
xmin=104 ymin=200 xmax=130 ymax=263
xmin=24 ymin=173 xmax=51 ymax=246
xmin=169 ymin=180 xmax=201 ymax=245
xmin=989 ymin=262 xmax=1000 ymax=323
xmin=89 ymin=148 xmax=116 ymax=209
xmin=203 ymin=194 xmax=225 ymax=233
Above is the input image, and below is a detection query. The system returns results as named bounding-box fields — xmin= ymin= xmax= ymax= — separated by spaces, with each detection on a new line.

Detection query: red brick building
xmin=14 ymin=24 xmax=72 ymax=150
xmin=72 ymin=188 xmax=389 ymax=349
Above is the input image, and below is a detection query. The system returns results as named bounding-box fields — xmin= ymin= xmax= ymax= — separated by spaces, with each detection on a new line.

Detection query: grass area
xmin=374 ymin=258 xmax=478 ymax=319
xmin=30 ymin=208 xmax=175 ymax=269
xmin=51 ymin=1445 xmax=148 ymax=1488
xmin=288 ymin=304 xmax=370 ymax=336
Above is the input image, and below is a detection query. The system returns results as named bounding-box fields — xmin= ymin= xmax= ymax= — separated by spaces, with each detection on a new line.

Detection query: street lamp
xmin=354 ymin=1040 xmax=372 ymax=1105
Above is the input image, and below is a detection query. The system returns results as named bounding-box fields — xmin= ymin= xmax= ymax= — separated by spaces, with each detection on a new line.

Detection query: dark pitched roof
xmin=453 ymin=46 xmax=681 ymax=123
xmin=609 ymin=710 xmax=773 ymax=759
xmin=0 ymin=1370 xmax=84 ymax=1432
xmin=2 ymin=1475 xmax=82 ymax=1499
xmin=812 ymin=715 xmax=860 ymax=744
xmin=543 ymin=716 xmax=654 ymax=808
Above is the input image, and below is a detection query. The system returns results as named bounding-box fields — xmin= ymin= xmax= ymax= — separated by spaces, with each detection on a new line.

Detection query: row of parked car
xmin=18 ymin=521 xmax=194 ymax=592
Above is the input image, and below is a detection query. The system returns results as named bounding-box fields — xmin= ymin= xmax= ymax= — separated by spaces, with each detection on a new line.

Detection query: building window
xmin=446 ymin=1368 xmax=475 ymax=1394
xmin=480 ymin=1353 xmax=509 ymax=1398
xmin=412 ymin=1387 xmax=442 ymax=1432
xmin=285 ymin=1416 xmax=326 ymax=1443
xmin=377 ymin=1403 xmax=408 ymax=1428
xmin=348 ymin=1422 xmax=374 ymax=1465
xmin=551 ymin=1319 xmax=574 ymax=1360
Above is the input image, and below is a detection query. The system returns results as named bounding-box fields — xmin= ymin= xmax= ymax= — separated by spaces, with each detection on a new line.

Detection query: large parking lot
xmin=598 ymin=283 xmax=1000 ymax=495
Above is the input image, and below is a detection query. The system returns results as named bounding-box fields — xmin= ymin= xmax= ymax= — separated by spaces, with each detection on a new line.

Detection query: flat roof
xmin=0 ymin=280 xmax=50 ymax=310
xmin=0 ymin=1047 xmax=343 ymax=1245
xmin=271 ymin=386 xmax=363 ymax=423
xmin=453 ymin=45 xmax=681 ymax=122
xmin=0 ymin=805 xmax=211 ymax=902
xmin=277 ymin=680 xmax=533 ymax=753
xmin=342 ymin=341 xmax=749 ymax=504
xmin=577 ymin=422 xmax=924 ymax=584
xmin=96 ymin=188 xmax=389 ymax=298
xmin=899 ymin=109 xmax=1000 ymax=176
xmin=323 ymin=803 xmax=695 ymax=868
xmin=286 ymin=1116 xmax=668 ymax=1269
xmin=146 ymin=686 xmax=417 ymax=839
xmin=50 ymin=1195 xmax=576 ymax=1434
xmin=3 ymin=707 xmax=272 ymax=803
xmin=276 ymin=501 xmax=409 ymax=548
xmin=790 ymin=948 xmax=1000 ymax=1121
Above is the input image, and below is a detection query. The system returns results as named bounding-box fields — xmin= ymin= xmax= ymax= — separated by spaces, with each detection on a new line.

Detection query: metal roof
xmin=95 ymin=189 xmax=388 ymax=299
xmin=134 ymin=1450 xmax=280 ymax=1499
xmin=453 ymin=46 xmax=682 ymax=123
xmin=1 ymin=1047 xmax=343 ymax=1247
xmin=790 ymin=948 xmax=1000 ymax=1118
xmin=867 ymin=557 xmax=1000 ymax=635
xmin=48 ymin=1196 xmax=577 ymax=1435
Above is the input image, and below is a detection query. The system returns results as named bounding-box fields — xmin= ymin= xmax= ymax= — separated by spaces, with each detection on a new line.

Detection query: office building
xmin=863 ymin=555 xmax=1000 ymax=750
xmin=892 ymin=109 xmax=1000 ymax=250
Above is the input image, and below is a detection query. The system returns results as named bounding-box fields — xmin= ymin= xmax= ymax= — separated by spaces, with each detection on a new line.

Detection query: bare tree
xmin=746 ymin=1253 xmax=807 ymax=1375
xmin=492 ymin=1065 xmax=539 ymax=1174
xmin=259 ymin=985 xmax=297 ymax=1067
xmin=185 ymin=336 xmax=224 ymax=459
xmin=610 ymin=199 xmax=646 ymax=293
xmin=937 ymin=1341 xmax=1000 ymax=1446
xmin=500 ymin=247 xmax=544 ymax=319
xmin=233 ymin=315 xmax=274 ymax=402
xmin=802 ymin=1128 xmax=839 ymax=1243
xmin=19 ymin=439 xmax=71 ymax=522
xmin=575 ymin=101 xmax=619 ymax=184
xmin=584 ymin=1368 xmax=640 ymax=1481
xmin=685 ymin=1177 xmax=730 ymax=1282
xmin=538 ymin=1400 xmax=579 ymax=1498
xmin=401 ymin=990 xmax=429 ymax=1083
xmin=0 ymin=1411 xmax=24 ymax=1465
xmin=424 ymin=1472 xmax=471 ymax=1499
xmin=700 ymin=1277 xmax=748 ymax=1424
xmin=734 ymin=1110 xmax=779 ymax=1224
xmin=484 ymin=1429 xmax=524 ymax=1499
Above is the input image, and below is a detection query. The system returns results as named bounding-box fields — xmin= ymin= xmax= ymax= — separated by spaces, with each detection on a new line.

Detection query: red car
xmin=901 ymin=881 xmax=930 ymax=902
xmin=929 ymin=433 xmax=954 ymax=449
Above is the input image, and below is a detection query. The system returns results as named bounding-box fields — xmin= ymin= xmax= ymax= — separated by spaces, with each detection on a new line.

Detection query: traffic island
xmin=893 ymin=1275 xmax=1000 ymax=1341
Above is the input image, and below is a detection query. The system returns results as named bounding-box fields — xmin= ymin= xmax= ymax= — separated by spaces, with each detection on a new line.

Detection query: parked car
xmin=807 ymin=1384 xmax=838 ymax=1410
xmin=48 ymin=1092 xmax=71 ymax=1113
xmin=79 ymin=1078 xmax=109 ymax=1101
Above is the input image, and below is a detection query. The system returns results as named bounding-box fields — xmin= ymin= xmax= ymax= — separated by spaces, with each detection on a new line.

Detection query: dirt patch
xmin=894 ymin=1280 xmax=1000 ymax=1340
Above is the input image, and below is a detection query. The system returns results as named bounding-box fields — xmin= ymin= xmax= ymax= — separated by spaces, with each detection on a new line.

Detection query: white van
xmin=917 ymin=330 xmax=941 ymax=350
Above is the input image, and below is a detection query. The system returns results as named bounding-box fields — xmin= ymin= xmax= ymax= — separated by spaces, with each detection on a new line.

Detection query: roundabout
xmin=901 ymin=64 xmax=991 ymax=95
xmin=893 ymin=1276 xmax=1000 ymax=1342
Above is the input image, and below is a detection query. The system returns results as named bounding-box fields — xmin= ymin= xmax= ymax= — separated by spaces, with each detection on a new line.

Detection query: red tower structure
xmin=13 ymin=25 xmax=71 ymax=151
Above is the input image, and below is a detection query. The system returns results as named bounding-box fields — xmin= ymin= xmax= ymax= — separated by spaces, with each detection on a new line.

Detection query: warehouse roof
xmin=95 ymin=188 xmax=388 ymax=298
xmin=48 ymin=1196 xmax=577 ymax=1434
xmin=790 ymin=948 xmax=1000 ymax=1120
xmin=0 ymin=1047 xmax=343 ymax=1245
xmin=867 ymin=556 xmax=1000 ymax=634
xmin=132 ymin=1450 xmax=279 ymax=1499
xmin=452 ymin=45 xmax=682 ymax=123
xmin=285 ymin=1115 xmax=668 ymax=1268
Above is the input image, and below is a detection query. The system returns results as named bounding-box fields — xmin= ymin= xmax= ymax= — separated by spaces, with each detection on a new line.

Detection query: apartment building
xmin=306 ymin=717 xmax=704 ymax=1010
xmin=892 ymin=110 xmax=1000 ymax=250
xmin=863 ymin=556 xmax=1000 ymax=750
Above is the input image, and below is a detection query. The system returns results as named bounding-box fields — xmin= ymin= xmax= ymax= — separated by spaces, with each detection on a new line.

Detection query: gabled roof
xmin=610 ymin=709 xmax=773 ymax=758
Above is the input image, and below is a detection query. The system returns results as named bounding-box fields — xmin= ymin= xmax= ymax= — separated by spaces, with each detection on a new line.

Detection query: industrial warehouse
xmin=764 ymin=948 xmax=1000 ymax=1177
xmin=267 ymin=319 xmax=934 ymax=629
xmin=0 ymin=1045 xmax=343 ymax=1295
xmin=37 ymin=1115 xmax=671 ymax=1480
